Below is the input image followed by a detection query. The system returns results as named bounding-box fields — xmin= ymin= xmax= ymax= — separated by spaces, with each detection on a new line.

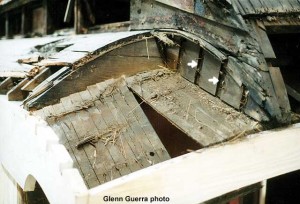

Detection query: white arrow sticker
xmin=187 ymin=60 xmax=198 ymax=69
xmin=208 ymin=76 xmax=219 ymax=85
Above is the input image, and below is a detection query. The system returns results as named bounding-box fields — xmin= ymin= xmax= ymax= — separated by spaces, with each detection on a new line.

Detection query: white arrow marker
xmin=187 ymin=60 xmax=198 ymax=69
xmin=208 ymin=76 xmax=219 ymax=85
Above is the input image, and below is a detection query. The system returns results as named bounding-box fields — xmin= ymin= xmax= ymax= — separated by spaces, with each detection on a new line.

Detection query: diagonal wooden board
xmin=35 ymin=77 xmax=170 ymax=188
xmin=126 ymin=69 xmax=259 ymax=146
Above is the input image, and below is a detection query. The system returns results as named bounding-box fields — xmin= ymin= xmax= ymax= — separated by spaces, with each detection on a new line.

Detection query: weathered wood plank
xmin=7 ymin=78 xmax=29 ymax=101
xmin=178 ymin=40 xmax=201 ymax=83
xmin=21 ymin=68 xmax=52 ymax=91
xmin=79 ymin=89 xmax=120 ymax=183
xmin=119 ymin=85 xmax=170 ymax=161
xmin=254 ymin=22 xmax=276 ymax=59
xmin=269 ymin=67 xmax=291 ymax=122
xmin=41 ymin=105 xmax=84 ymax=177
xmin=220 ymin=74 xmax=243 ymax=110
xmin=198 ymin=50 xmax=222 ymax=95
xmin=107 ymin=38 xmax=161 ymax=58
xmin=60 ymin=95 xmax=100 ymax=188
xmin=127 ymin=70 xmax=257 ymax=146
xmin=0 ymin=77 xmax=14 ymax=94
xmin=243 ymin=96 xmax=269 ymax=122
xmin=86 ymin=84 xmax=132 ymax=178
xmin=112 ymin=91 xmax=161 ymax=166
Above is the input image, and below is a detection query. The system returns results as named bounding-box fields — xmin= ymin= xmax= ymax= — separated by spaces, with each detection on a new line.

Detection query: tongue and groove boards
xmin=35 ymin=78 xmax=170 ymax=188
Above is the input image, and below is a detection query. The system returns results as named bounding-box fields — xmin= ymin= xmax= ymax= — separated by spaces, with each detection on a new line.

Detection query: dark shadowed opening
xmin=266 ymin=170 xmax=300 ymax=203
xmin=26 ymin=181 xmax=49 ymax=204
xmin=268 ymin=33 xmax=300 ymax=114
xmin=133 ymin=93 xmax=202 ymax=158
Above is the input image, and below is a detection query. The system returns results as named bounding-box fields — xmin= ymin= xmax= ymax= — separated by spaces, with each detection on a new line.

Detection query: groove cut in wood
xmin=7 ymin=78 xmax=30 ymax=101
xmin=21 ymin=68 xmax=52 ymax=91
xmin=0 ymin=77 xmax=14 ymax=94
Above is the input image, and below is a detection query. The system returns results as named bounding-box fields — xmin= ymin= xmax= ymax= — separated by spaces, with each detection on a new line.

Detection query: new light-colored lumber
xmin=88 ymin=124 xmax=300 ymax=204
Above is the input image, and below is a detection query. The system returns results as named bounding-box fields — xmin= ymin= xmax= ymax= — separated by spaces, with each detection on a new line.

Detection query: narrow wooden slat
xmin=243 ymin=96 xmax=269 ymax=122
xmin=178 ymin=40 xmax=200 ymax=83
xmin=220 ymin=74 xmax=243 ymax=109
xmin=43 ymin=105 xmax=82 ymax=178
xmin=254 ymin=23 xmax=276 ymax=59
xmin=155 ymin=0 xmax=194 ymax=13
xmin=0 ymin=77 xmax=14 ymax=94
xmin=107 ymin=38 xmax=161 ymax=58
xmin=248 ymin=0 xmax=264 ymax=14
xmin=79 ymin=90 xmax=120 ymax=183
xmin=198 ymin=50 xmax=222 ymax=95
xmin=87 ymin=84 xmax=132 ymax=177
xmin=46 ymin=103 xmax=93 ymax=187
xmin=60 ymin=96 xmax=100 ymax=188
xmin=113 ymin=91 xmax=160 ymax=166
xmin=238 ymin=0 xmax=256 ymax=14
xmin=119 ymin=85 xmax=170 ymax=161
xmin=269 ymin=67 xmax=291 ymax=122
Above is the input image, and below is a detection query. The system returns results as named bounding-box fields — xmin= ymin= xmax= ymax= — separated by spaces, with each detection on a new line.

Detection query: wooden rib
xmin=0 ymin=77 xmax=14 ymax=94
xmin=7 ymin=78 xmax=29 ymax=101
xmin=21 ymin=68 xmax=52 ymax=91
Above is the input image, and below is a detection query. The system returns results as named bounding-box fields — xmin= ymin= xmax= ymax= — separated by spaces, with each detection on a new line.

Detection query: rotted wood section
xmin=35 ymin=78 xmax=170 ymax=188
xmin=126 ymin=69 xmax=259 ymax=146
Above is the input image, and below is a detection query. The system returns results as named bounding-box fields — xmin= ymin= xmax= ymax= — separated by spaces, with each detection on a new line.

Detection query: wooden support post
xmin=5 ymin=12 xmax=10 ymax=38
xmin=259 ymin=180 xmax=267 ymax=204
xmin=43 ymin=0 xmax=48 ymax=35
xmin=74 ymin=0 xmax=83 ymax=34
xmin=21 ymin=7 xmax=26 ymax=36
xmin=21 ymin=68 xmax=52 ymax=92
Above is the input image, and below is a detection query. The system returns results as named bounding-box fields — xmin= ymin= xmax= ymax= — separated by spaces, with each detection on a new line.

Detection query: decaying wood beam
xmin=21 ymin=68 xmax=52 ymax=91
xmin=0 ymin=77 xmax=14 ymax=94
xmin=7 ymin=78 xmax=30 ymax=101
xmin=74 ymin=0 xmax=84 ymax=34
